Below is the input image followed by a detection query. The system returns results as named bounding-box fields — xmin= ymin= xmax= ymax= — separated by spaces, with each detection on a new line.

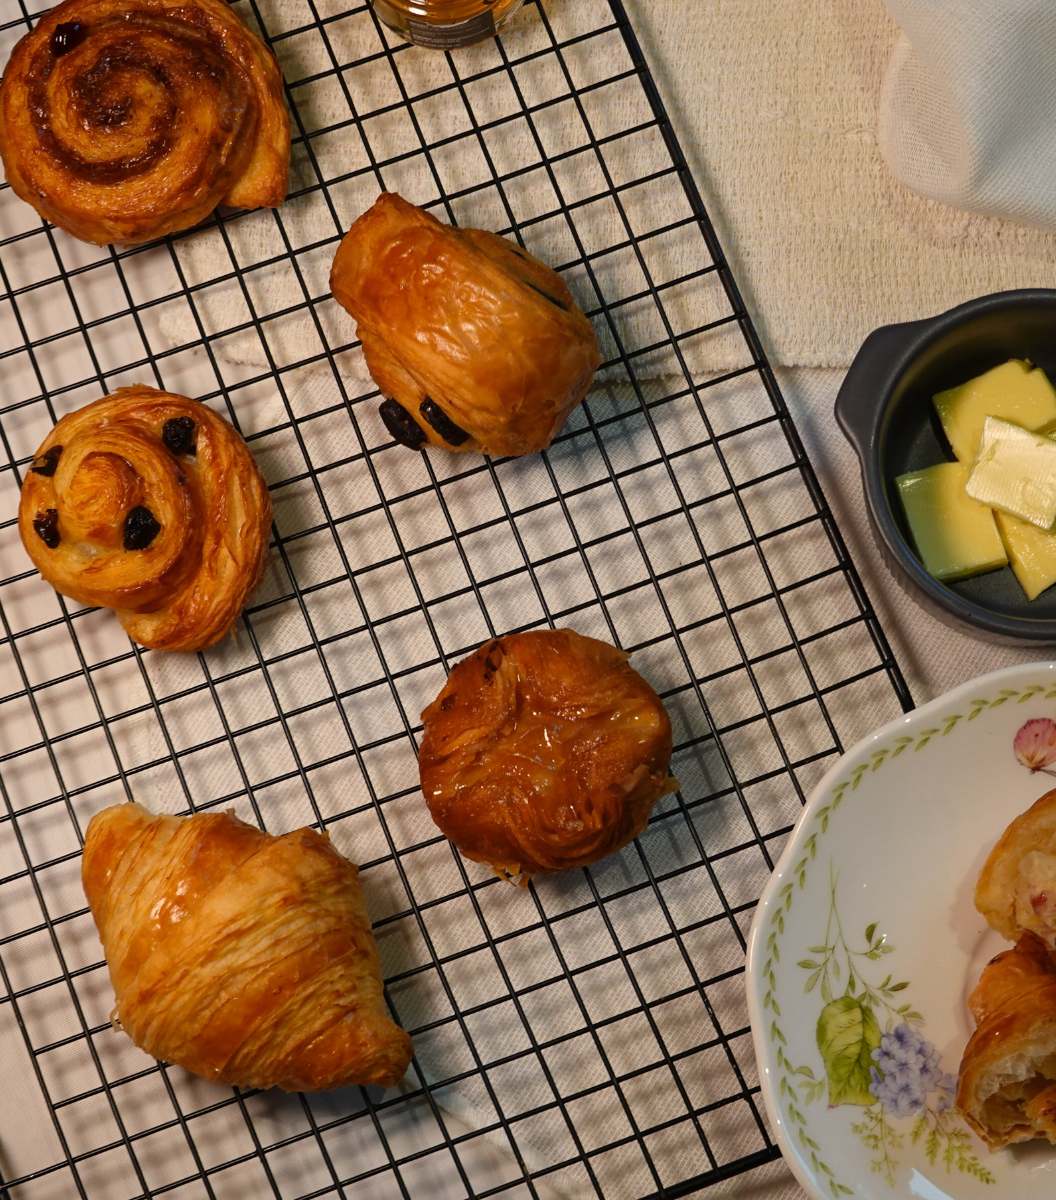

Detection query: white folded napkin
xmin=879 ymin=0 xmax=1056 ymax=231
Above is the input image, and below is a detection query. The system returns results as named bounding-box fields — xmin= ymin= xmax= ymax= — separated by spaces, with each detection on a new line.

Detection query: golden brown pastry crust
xmin=18 ymin=385 xmax=271 ymax=652
xmin=957 ymin=933 xmax=1056 ymax=1150
xmin=0 ymin=0 xmax=289 ymax=245
xmin=82 ymin=802 xmax=414 ymax=1091
xmin=975 ymin=787 xmax=1056 ymax=949
xmin=418 ymin=629 xmax=678 ymax=882
xmin=330 ymin=193 xmax=602 ymax=457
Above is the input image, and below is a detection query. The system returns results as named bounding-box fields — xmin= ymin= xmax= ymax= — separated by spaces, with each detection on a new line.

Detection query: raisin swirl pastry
xmin=0 ymin=0 xmax=289 ymax=245
xmin=418 ymin=630 xmax=679 ymax=882
xmin=330 ymin=193 xmax=602 ymax=457
xmin=18 ymin=385 xmax=271 ymax=652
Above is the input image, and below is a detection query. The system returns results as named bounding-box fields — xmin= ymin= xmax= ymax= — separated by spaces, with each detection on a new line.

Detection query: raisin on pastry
xmin=330 ymin=193 xmax=602 ymax=457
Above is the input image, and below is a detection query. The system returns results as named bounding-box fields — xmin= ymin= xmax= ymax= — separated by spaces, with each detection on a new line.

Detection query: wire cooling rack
xmin=0 ymin=0 xmax=913 ymax=1197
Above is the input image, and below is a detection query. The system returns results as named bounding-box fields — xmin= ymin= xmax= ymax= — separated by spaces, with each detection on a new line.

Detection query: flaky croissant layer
xmin=0 ymin=0 xmax=289 ymax=245
xmin=18 ymin=385 xmax=271 ymax=652
xmin=82 ymin=803 xmax=414 ymax=1091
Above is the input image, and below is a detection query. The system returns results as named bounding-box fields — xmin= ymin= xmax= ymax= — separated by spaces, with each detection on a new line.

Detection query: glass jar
xmin=371 ymin=0 xmax=524 ymax=49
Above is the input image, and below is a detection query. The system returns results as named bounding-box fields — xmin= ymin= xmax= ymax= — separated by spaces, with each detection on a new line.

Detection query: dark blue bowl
xmin=836 ymin=288 xmax=1056 ymax=645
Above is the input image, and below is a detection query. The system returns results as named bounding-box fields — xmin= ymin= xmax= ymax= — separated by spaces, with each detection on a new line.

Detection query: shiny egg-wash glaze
xmin=83 ymin=803 xmax=414 ymax=1090
xmin=330 ymin=193 xmax=602 ymax=457
xmin=419 ymin=629 xmax=679 ymax=882
xmin=0 ymin=0 xmax=289 ymax=245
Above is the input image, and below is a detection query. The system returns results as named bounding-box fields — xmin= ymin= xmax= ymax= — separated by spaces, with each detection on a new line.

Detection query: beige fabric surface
xmin=626 ymin=0 xmax=1056 ymax=369
xmin=879 ymin=0 xmax=1056 ymax=232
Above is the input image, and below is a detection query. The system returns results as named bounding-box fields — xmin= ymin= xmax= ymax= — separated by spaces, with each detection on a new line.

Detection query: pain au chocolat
xmin=18 ymin=385 xmax=271 ymax=652
xmin=418 ymin=629 xmax=678 ymax=882
xmin=330 ymin=193 xmax=602 ymax=457
xmin=0 ymin=0 xmax=290 ymax=245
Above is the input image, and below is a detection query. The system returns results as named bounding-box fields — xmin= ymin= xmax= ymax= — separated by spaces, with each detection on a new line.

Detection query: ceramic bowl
xmin=746 ymin=661 xmax=1056 ymax=1200
xmin=835 ymin=288 xmax=1056 ymax=644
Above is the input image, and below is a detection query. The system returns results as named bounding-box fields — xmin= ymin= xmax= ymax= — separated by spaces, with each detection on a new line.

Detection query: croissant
xmin=975 ymin=787 xmax=1056 ymax=950
xmin=18 ymin=385 xmax=271 ymax=652
xmin=0 ymin=0 xmax=289 ymax=245
xmin=329 ymin=193 xmax=602 ymax=457
xmin=82 ymin=802 xmax=414 ymax=1091
xmin=418 ymin=629 xmax=679 ymax=882
xmin=956 ymin=933 xmax=1056 ymax=1149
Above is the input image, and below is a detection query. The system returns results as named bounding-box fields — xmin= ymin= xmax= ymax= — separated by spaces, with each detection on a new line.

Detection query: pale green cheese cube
xmin=933 ymin=359 xmax=1056 ymax=464
xmin=966 ymin=416 xmax=1056 ymax=529
xmin=895 ymin=461 xmax=1007 ymax=582
xmin=995 ymin=511 xmax=1056 ymax=600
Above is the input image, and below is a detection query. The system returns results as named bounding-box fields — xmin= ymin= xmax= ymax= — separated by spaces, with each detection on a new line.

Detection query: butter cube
xmin=895 ymin=461 xmax=1007 ymax=582
xmin=966 ymin=416 xmax=1056 ymax=529
xmin=933 ymin=359 xmax=1056 ymax=464
xmin=995 ymin=511 xmax=1056 ymax=600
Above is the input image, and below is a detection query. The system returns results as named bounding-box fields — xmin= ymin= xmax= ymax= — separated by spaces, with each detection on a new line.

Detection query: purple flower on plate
xmin=868 ymin=1024 xmax=943 ymax=1118
xmin=1014 ymin=718 xmax=1056 ymax=773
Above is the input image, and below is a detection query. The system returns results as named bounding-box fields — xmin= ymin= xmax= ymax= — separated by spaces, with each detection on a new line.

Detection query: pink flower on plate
xmin=1015 ymin=718 xmax=1056 ymax=773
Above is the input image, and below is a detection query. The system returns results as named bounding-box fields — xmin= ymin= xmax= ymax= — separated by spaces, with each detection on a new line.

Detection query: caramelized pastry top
xmin=83 ymin=802 xmax=413 ymax=1091
xmin=0 ymin=0 xmax=289 ymax=245
xmin=18 ymin=385 xmax=271 ymax=652
xmin=330 ymin=193 xmax=602 ymax=457
xmin=418 ymin=629 xmax=678 ymax=882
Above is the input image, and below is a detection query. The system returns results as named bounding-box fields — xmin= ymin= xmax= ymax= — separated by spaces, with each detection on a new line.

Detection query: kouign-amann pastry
xmin=82 ymin=802 xmax=414 ymax=1091
xmin=975 ymin=787 xmax=1056 ymax=950
xmin=957 ymin=932 xmax=1056 ymax=1150
xmin=418 ymin=629 xmax=679 ymax=882
xmin=330 ymin=192 xmax=602 ymax=457
xmin=18 ymin=385 xmax=271 ymax=652
xmin=0 ymin=0 xmax=289 ymax=245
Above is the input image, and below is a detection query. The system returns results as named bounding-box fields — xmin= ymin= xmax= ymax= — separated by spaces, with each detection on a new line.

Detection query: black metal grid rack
xmin=0 ymin=0 xmax=912 ymax=1197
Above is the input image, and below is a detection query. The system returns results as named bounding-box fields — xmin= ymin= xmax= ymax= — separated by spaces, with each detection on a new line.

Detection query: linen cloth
xmin=625 ymin=0 xmax=1056 ymax=370
xmin=878 ymin=0 xmax=1056 ymax=233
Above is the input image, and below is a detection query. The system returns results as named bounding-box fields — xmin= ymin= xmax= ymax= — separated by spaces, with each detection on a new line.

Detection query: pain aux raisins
xmin=162 ymin=417 xmax=197 ymax=456
xmin=123 ymin=505 xmax=161 ymax=551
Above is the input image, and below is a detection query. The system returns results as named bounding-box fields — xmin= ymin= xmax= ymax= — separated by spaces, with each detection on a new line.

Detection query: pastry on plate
xmin=329 ymin=192 xmax=602 ymax=457
xmin=957 ymin=932 xmax=1056 ymax=1149
xmin=0 ymin=0 xmax=289 ymax=245
xmin=418 ymin=629 xmax=678 ymax=882
xmin=82 ymin=802 xmax=414 ymax=1091
xmin=975 ymin=786 xmax=1056 ymax=950
xmin=18 ymin=385 xmax=271 ymax=652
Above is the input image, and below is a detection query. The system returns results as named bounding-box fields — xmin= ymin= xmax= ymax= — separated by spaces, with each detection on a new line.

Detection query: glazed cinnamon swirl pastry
xmin=18 ymin=386 xmax=271 ymax=652
xmin=419 ymin=630 xmax=679 ymax=882
xmin=330 ymin=193 xmax=601 ymax=457
xmin=0 ymin=0 xmax=289 ymax=245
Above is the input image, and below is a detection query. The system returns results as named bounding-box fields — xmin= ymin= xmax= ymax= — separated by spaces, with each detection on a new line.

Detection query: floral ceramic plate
xmin=746 ymin=662 xmax=1056 ymax=1200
